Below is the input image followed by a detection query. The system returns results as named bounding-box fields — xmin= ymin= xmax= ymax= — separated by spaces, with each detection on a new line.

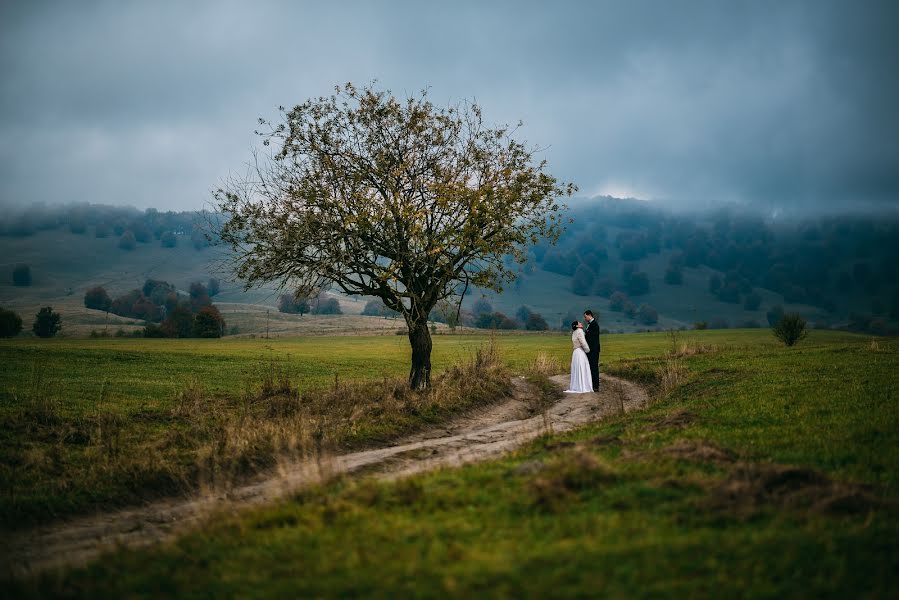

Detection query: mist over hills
xmin=1 ymin=197 xmax=897 ymax=336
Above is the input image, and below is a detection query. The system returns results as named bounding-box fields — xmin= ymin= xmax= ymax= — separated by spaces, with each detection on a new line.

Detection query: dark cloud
xmin=1 ymin=0 xmax=897 ymax=212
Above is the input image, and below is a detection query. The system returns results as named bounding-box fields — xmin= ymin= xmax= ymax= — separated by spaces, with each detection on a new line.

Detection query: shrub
xmin=160 ymin=231 xmax=177 ymax=248
xmin=772 ymin=312 xmax=808 ymax=346
xmin=143 ymin=323 xmax=169 ymax=338
xmin=193 ymin=305 xmax=226 ymax=338
xmin=12 ymin=264 xmax=31 ymax=286
xmin=33 ymin=306 xmax=62 ymax=338
xmin=637 ymin=304 xmax=658 ymax=325
xmin=83 ymin=286 xmax=112 ymax=312
xmin=118 ymin=231 xmax=136 ymax=250
xmin=0 ymin=308 xmax=23 ymax=338
xmin=743 ymin=291 xmax=762 ymax=311
xmin=693 ymin=321 xmax=708 ymax=330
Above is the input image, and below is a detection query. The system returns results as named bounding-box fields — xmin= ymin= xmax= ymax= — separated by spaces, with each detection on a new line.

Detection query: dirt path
xmin=6 ymin=374 xmax=647 ymax=576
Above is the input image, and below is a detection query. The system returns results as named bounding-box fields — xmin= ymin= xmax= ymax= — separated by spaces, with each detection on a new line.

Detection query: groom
xmin=583 ymin=309 xmax=600 ymax=391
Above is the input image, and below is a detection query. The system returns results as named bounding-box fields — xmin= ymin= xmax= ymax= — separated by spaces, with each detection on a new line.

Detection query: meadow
xmin=7 ymin=327 xmax=896 ymax=597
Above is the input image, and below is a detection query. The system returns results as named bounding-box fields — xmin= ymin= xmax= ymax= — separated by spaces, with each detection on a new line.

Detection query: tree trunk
xmin=408 ymin=319 xmax=433 ymax=390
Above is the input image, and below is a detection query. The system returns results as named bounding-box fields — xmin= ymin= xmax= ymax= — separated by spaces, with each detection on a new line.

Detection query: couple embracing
xmin=565 ymin=309 xmax=600 ymax=394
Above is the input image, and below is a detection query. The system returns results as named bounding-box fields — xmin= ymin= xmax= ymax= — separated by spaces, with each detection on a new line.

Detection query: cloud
xmin=1 ymin=0 xmax=897 ymax=212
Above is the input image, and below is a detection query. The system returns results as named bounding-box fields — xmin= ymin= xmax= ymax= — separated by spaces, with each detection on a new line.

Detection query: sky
xmin=1 ymin=0 xmax=898 ymax=214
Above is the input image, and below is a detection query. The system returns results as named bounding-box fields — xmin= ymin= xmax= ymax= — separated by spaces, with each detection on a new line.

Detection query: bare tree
xmin=214 ymin=83 xmax=574 ymax=389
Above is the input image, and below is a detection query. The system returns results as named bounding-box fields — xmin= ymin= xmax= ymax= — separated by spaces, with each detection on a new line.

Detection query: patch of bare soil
xmin=705 ymin=462 xmax=887 ymax=516
xmin=662 ymin=439 xmax=736 ymax=464
xmin=648 ymin=409 xmax=697 ymax=431
xmin=5 ymin=373 xmax=648 ymax=577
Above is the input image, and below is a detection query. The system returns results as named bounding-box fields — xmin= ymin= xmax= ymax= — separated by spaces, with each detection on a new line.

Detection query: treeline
xmin=84 ymin=278 xmax=225 ymax=338
xmin=0 ymin=202 xmax=215 ymax=250
xmin=529 ymin=197 xmax=899 ymax=327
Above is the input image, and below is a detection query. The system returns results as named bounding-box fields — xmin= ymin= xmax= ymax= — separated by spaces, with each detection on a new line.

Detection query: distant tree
xmin=623 ymin=301 xmax=637 ymax=318
xmin=542 ymin=250 xmax=578 ymax=276
xmin=69 ymin=220 xmax=87 ymax=234
xmin=162 ymin=303 xmax=194 ymax=338
xmin=0 ymin=308 xmax=23 ymax=338
xmin=131 ymin=295 xmax=160 ymax=321
xmin=740 ymin=319 xmax=761 ymax=328
xmin=191 ymin=228 xmax=209 ymax=250
xmin=626 ymin=271 xmax=650 ymax=296
xmin=766 ymin=305 xmax=785 ymax=327
xmin=193 ymin=305 xmax=226 ymax=338
xmin=143 ymin=323 xmax=169 ymax=338
xmin=772 ymin=313 xmax=808 ymax=347
xmin=743 ymin=291 xmax=762 ymax=311
xmin=708 ymin=274 xmax=722 ymax=294
xmin=471 ymin=298 xmax=494 ymax=318
xmin=476 ymin=311 xmax=518 ymax=329
xmin=160 ymin=231 xmax=177 ymax=248
xmin=515 ymin=305 xmax=533 ymax=323
xmin=118 ymin=231 xmax=137 ymax=250
xmin=525 ymin=312 xmax=549 ymax=331
xmin=637 ymin=304 xmax=658 ymax=325
xmin=572 ymin=264 xmax=596 ymax=296
xmin=433 ymin=298 xmax=460 ymax=331
xmin=84 ymin=286 xmax=112 ymax=312
xmin=362 ymin=298 xmax=398 ymax=317
xmin=708 ymin=317 xmax=730 ymax=330
xmin=33 ymin=306 xmax=62 ymax=338
xmin=664 ymin=267 xmax=683 ymax=285
xmin=207 ymin=278 xmax=221 ymax=297
xmin=312 ymin=296 xmax=342 ymax=315
xmin=278 ymin=293 xmax=310 ymax=315
xmin=716 ymin=283 xmax=741 ymax=303
xmin=130 ymin=223 xmax=152 ymax=243
xmin=95 ymin=223 xmax=110 ymax=238
xmin=693 ymin=321 xmax=708 ymax=330
xmin=595 ymin=276 xmax=615 ymax=298
xmin=12 ymin=264 xmax=31 ymax=286
xmin=609 ymin=291 xmax=629 ymax=312
xmin=189 ymin=282 xmax=211 ymax=312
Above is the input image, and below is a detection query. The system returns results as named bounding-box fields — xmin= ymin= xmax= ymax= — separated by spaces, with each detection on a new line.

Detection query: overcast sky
xmin=1 ymin=0 xmax=897 ymax=214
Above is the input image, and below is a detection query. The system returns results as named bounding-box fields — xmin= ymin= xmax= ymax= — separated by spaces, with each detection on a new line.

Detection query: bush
xmin=118 ymin=231 xmax=136 ymax=250
xmin=693 ymin=321 xmax=708 ymax=330
xmin=766 ymin=305 xmax=785 ymax=327
xmin=160 ymin=231 xmax=177 ymax=248
xmin=637 ymin=304 xmax=658 ymax=325
xmin=772 ymin=312 xmax=808 ymax=346
xmin=84 ymin=286 xmax=112 ymax=312
xmin=743 ymin=291 xmax=762 ymax=311
xmin=12 ymin=264 xmax=31 ymax=286
xmin=476 ymin=311 xmax=518 ymax=330
xmin=0 ymin=308 xmax=23 ymax=338
xmin=33 ymin=306 xmax=62 ymax=338
xmin=362 ymin=298 xmax=398 ymax=317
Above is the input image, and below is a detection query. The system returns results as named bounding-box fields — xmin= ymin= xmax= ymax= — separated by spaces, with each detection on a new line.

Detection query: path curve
xmin=6 ymin=374 xmax=647 ymax=576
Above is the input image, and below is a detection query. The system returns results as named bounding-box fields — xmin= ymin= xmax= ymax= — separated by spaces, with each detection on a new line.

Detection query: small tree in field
xmin=772 ymin=312 xmax=808 ymax=346
xmin=0 ymin=308 xmax=23 ymax=338
xmin=33 ymin=306 xmax=62 ymax=338
xmin=214 ymin=83 xmax=574 ymax=389
xmin=84 ymin=286 xmax=112 ymax=312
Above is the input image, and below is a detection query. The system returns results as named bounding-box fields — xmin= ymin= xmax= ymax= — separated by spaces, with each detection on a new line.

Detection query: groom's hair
xmin=571 ymin=321 xmax=579 ymax=330
xmin=584 ymin=310 xmax=594 ymax=317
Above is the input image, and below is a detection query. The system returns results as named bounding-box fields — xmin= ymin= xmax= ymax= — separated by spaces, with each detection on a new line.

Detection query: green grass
xmin=10 ymin=329 xmax=897 ymax=597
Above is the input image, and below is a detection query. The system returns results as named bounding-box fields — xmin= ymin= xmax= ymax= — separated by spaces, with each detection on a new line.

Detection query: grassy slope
xmin=14 ymin=330 xmax=898 ymax=598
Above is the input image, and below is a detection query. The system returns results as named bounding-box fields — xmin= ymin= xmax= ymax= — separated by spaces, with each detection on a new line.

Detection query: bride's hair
xmin=571 ymin=321 xmax=579 ymax=330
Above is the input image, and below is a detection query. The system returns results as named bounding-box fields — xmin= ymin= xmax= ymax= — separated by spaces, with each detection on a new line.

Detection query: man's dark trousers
xmin=584 ymin=319 xmax=600 ymax=391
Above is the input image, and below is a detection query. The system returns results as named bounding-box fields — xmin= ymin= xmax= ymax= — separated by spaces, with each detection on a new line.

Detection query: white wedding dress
xmin=565 ymin=328 xmax=594 ymax=393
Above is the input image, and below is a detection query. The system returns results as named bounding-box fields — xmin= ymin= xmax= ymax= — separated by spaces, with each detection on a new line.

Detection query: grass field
xmin=7 ymin=328 xmax=896 ymax=597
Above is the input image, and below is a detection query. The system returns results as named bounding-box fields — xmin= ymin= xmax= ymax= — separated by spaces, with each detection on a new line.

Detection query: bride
xmin=565 ymin=321 xmax=594 ymax=393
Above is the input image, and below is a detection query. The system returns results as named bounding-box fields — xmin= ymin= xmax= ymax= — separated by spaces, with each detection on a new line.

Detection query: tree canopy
xmin=214 ymin=83 xmax=574 ymax=388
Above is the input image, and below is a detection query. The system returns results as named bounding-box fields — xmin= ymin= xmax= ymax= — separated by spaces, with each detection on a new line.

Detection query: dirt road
xmin=6 ymin=374 xmax=647 ymax=576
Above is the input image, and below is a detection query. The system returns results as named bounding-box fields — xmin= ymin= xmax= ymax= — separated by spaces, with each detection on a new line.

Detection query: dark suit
xmin=584 ymin=318 xmax=600 ymax=390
